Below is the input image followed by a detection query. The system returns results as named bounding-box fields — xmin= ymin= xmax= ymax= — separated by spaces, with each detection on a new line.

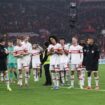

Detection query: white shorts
xmin=32 ymin=58 xmax=41 ymax=69
xmin=32 ymin=62 xmax=41 ymax=69
xmin=70 ymin=64 xmax=82 ymax=71
xmin=23 ymin=56 xmax=31 ymax=66
xmin=17 ymin=58 xmax=29 ymax=70
xmin=60 ymin=63 xmax=70 ymax=71
xmin=50 ymin=65 xmax=60 ymax=72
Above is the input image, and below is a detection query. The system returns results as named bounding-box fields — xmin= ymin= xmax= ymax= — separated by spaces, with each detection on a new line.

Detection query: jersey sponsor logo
xmin=32 ymin=52 xmax=40 ymax=56
xmin=69 ymin=50 xmax=83 ymax=54
xmin=14 ymin=50 xmax=24 ymax=54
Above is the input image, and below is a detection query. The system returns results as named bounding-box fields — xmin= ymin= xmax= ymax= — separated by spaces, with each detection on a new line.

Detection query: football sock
xmin=19 ymin=74 xmax=23 ymax=86
xmin=66 ymin=71 xmax=70 ymax=82
xmin=56 ymin=72 xmax=60 ymax=87
xmin=33 ymin=69 xmax=37 ymax=81
xmin=61 ymin=72 xmax=65 ymax=84
xmin=71 ymin=75 xmax=74 ymax=87
xmin=9 ymin=72 xmax=13 ymax=81
xmin=1 ymin=73 xmax=4 ymax=81
xmin=14 ymin=71 xmax=17 ymax=79
xmin=25 ymin=72 xmax=29 ymax=85
xmin=51 ymin=72 xmax=56 ymax=87
xmin=5 ymin=72 xmax=10 ymax=88
xmin=88 ymin=77 xmax=92 ymax=87
xmin=95 ymin=77 xmax=99 ymax=87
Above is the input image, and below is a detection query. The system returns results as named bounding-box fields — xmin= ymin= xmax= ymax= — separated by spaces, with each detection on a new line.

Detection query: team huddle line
xmin=0 ymin=35 xmax=100 ymax=91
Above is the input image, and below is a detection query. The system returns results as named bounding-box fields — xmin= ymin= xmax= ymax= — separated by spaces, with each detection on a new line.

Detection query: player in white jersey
xmin=21 ymin=36 xmax=32 ymax=85
xmin=68 ymin=36 xmax=84 ymax=89
xmin=21 ymin=36 xmax=32 ymax=65
xmin=31 ymin=44 xmax=42 ymax=82
xmin=79 ymin=40 xmax=87 ymax=87
xmin=48 ymin=36 xmax=62 ymax=90
xmin=59 ymin=38 xmax=70 ymax=85
xmin=13 ymin=37 xmax=29 ymax=86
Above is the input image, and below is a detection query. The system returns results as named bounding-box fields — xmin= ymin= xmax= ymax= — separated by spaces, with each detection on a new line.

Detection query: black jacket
xmin=0 ymin=44 xmax=8 ymax=71
xmin=0 ymin=44 xmax=8 ymax=59
xmin=83 ymin=44 xmax=100 ymax=69
xmin=41 ymin=49 xmax=48 ymax=65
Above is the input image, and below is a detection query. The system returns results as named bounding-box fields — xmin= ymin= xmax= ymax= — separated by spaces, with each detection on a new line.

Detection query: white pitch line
xmin=1 ymin=84 xmax=105 ymax=92
xmin=15 ymin=86 xmax=105 ymax=92
xmin=60 ymin=87 xmax=105 ymax=92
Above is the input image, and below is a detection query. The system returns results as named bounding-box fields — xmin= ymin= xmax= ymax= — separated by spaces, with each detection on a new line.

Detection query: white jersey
xmin=14 ymin=45 xmax=24 ymax=59
xmin=14 ymin=45 xmax=25 ymax=69
xmin=22 ymin=41 xmax=32 ymax=56
xmin=48 ymin=43 xmax=62 ymax=66
xmin=60 ymin=44 xmax=70 ymax=64
xmin=31 ymin=49 xmax=41 ymax=64
xmin=22 ymin=41 xmax=32 ymax=65
xmin=69 ymin=45 xmax=83 ymax=64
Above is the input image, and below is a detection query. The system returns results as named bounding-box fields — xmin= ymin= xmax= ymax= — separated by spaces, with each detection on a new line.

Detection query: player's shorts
xmin=70 ymin=64 xmax=83 ymax=71
xmin=60 ymin=63 xmax=70 ymax=71
xmin=8 ymin=63 xmax=17 ymax=69
xmin=23 ymin=56 xmax=31 ymax=66
xmin=86 ymin=66 xmax=99 ymax=72
xmin=32 ymin=58 xmax=41 ymax=69
xmin=50 ymin=65 xmax=60 ymax=72
xmin=86 ymin=61 xmax=99 ymax=72
xmin=32 ymin=62 xmax=41 ymax=69
xmin=0 ymin=60 xmax=7 ymax=72
xmin=17 ymin=59 xmax=29 ymax=70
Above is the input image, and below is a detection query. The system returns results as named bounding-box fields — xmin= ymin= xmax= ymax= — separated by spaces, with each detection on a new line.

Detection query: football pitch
xmin=0 ymin=65 xmax=105 ymax=105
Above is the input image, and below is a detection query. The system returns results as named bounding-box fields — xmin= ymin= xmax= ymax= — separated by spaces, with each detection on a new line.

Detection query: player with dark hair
xmin=48 ymin=36 xmax=62 ymax=89
xmin=48 ymin=36 xmax=58 ymax=44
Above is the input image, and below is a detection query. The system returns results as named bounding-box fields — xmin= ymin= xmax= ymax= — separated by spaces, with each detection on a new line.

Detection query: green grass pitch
xmin=0 ymin=65 xmax=105 ymax=105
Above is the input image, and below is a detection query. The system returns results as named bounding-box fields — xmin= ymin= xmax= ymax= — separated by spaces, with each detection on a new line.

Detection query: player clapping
xmin=68 ymin=36 xmax=84 ymax=89
xmin=31 ymin=44 xmax=43 ymax=82
xmin=13 ymin=37 xmax=30 ymax=87
xmin=48 ymin=36 xmax=62 ymax=90
xmin=59 ymin=38 xmax=70 ymax=86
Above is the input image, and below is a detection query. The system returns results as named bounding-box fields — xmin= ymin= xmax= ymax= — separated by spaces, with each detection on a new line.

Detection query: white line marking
xmin=60 ymin=87 xmax=105 ymax=92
